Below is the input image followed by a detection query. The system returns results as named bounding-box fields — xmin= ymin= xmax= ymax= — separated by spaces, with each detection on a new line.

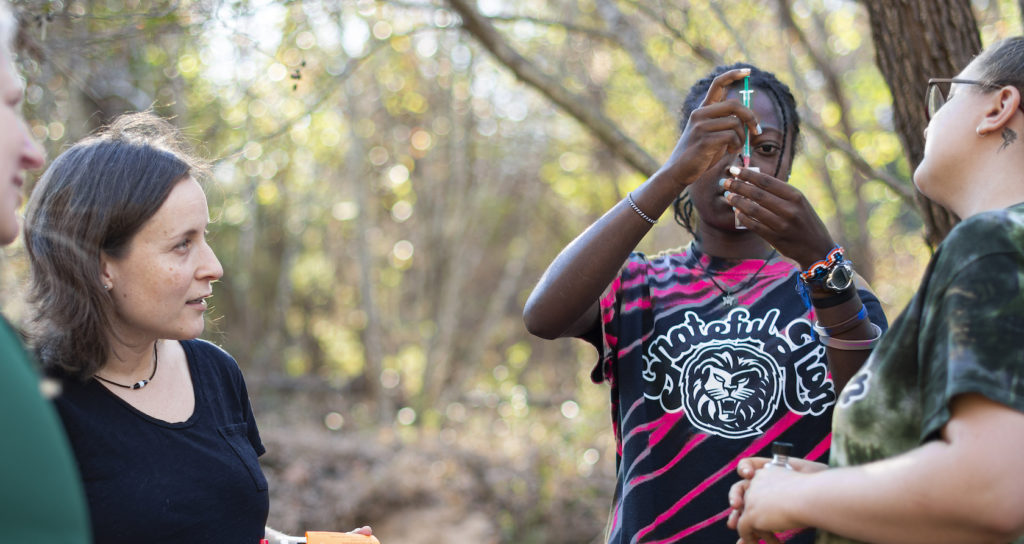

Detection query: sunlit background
xmin=2 ymin=0 xmax=1020 ymax=541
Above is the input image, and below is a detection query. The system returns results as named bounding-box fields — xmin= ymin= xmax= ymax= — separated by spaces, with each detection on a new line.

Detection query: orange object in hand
xmin=305 ymin=531 xmax=380 ymax=544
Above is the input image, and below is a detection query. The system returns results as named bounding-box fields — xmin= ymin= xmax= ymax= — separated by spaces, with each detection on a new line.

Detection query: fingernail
xmin=729 ymin=165 xmax=741 ymax=176
xmin=741 ymin=467 xmax=750 ymax=476
xmin=723 ymin=190 xmax=732 ymax=199
xmin=718 ymin=178 xmax=728 ymax=188
xmin=740 ymin=68 xmax=751 ymax=74
xmin=755 ymin=123 xmax=762 ymax=135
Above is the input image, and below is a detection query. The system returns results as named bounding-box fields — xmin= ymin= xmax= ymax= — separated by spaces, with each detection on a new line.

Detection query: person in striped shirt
xmin=525 ymin=63 xmax=886 ymax=543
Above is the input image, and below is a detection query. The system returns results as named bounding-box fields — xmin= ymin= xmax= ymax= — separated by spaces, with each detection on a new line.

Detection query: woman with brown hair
xmin=24 ymin=112 xmax=266 ymax=543
xmin=26 ymin=112 xmax=376 ymax=543
xmin=25 ymin=112 xmax=264 ymax=540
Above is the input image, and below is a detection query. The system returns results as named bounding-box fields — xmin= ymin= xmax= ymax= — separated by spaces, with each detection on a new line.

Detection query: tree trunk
xmin=344 ymin=81 xmax=391 ymax=424
xmin=861 ymin=0 xmax=980 ymax=246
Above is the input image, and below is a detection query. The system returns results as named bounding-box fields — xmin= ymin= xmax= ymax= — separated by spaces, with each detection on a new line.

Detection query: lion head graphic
xmin=681 ymin=342 xmax=781 ymax=439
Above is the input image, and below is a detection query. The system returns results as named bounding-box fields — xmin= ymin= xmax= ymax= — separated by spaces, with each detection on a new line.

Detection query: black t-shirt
xmin=53 ymin=339 xmax=268 ymax=544
xmin=590 ymin=246 xmax=887 ymax=543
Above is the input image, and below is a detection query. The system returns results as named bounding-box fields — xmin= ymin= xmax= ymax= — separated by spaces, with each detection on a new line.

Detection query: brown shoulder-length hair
xmin=24 ymin=112 xmax=207 ymax=379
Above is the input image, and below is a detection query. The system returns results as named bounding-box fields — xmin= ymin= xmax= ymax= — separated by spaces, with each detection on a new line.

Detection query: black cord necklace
xmin=94 ymin=343 xmax=159 ymax=390
xmin=693 ymin=246 xmax=778 ymax=308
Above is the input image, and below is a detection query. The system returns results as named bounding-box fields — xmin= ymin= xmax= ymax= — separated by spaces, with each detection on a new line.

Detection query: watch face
xmin=826 ymin=261 xmax=854 ymax=291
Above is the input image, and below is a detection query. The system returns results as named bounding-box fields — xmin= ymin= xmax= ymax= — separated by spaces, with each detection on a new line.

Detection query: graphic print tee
xmin=820 ymin=204 xmax=1024 ymax=544
xmin=591 ymin=244 xmax=886 ymax=544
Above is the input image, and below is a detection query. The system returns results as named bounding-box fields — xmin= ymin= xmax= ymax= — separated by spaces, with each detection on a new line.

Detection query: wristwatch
xmin=823 ymin=259 xmax=854 ymax=292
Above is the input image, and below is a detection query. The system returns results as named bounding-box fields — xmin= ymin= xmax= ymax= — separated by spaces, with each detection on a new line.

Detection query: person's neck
xmin=693 ymin=226 xmax=773 ymax=260
xmin=103 ymin=338 xmax=159 ymax=379
xmin=950 ymin=128 xmax=1024 ymax=218
xmin=952 ymin=176 xmax=1024 ymax=219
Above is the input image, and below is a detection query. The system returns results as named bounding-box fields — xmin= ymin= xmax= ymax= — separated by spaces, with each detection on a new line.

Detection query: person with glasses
xmin=726 ymin=37 xmax=1024 ymax=544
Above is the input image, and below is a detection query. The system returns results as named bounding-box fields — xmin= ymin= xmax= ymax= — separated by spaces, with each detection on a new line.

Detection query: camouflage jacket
xmin=821 ymin=203 xmax=1024 ymax=544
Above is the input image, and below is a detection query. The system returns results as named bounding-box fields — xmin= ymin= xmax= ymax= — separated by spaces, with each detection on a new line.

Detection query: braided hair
xmin=673 ymin=63 xmax=801 ymax=236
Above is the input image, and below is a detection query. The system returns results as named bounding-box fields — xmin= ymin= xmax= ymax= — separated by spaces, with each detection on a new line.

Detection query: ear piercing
xmin=103 ymin=284 xmax=111 ymax=290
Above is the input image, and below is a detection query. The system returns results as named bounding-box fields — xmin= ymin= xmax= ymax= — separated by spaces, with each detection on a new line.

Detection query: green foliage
xmin=5 ymin=0 xmax=1022 ymax=540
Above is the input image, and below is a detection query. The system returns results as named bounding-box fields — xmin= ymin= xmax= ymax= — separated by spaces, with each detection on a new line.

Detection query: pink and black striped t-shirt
xmin=587 ymin=243 xmax=886 ymax=544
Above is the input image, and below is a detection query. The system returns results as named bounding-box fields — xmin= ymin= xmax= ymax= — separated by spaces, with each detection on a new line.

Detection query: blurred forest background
xmin=1 ymin=0 xmax=1021 ymax=542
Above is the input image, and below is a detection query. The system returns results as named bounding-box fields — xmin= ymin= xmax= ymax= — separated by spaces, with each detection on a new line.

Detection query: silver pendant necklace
xmin=695 ymin=248 xmax=778 ymax=308
xmin=721 ymin=292 xmax=738 ymax=308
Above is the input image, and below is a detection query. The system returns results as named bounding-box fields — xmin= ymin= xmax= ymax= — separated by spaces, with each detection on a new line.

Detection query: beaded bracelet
xmin=800 ymin=246 xmax=844 ymax=283
xmin=627 ymin=193 xmax=658 ymax=225
xmin=816 ymin=322 xmax=882 ymax=351
xmin=813 ymin=305 xmax=868 ymax=337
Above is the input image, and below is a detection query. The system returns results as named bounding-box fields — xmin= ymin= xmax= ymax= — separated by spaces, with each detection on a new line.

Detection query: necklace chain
xmin=94 ymin=343 xmax=159 ymax=390
xmin=693 ymin=247 xmax=778 ymax=308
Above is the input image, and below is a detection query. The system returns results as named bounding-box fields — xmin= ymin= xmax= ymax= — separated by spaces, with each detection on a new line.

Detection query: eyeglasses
xmin=926 ymin=78 xmax=1024 ymax=120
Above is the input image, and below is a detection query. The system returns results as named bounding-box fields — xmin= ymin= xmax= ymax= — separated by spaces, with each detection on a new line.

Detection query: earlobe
xmin=99 ymin=254 xmax=115 ymax=292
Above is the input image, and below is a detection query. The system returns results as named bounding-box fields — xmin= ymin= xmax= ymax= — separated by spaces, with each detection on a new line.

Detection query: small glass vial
xmin=768 ymin=441 xmax=793 ymax=470
xmin=734 ymin=166 xmax=758 ymax=229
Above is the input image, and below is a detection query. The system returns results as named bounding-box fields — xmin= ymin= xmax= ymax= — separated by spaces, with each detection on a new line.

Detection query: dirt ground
xmin=260 ymin=424 xmax=612 ymax=544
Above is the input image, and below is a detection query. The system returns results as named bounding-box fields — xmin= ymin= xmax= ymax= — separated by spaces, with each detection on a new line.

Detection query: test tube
xmin=734 ymin=166 xmax=758 ymax=230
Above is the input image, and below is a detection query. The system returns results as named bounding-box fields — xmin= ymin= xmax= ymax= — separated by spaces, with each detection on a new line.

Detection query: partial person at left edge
xmin=0 ymin=0 xmax=93 ymax=540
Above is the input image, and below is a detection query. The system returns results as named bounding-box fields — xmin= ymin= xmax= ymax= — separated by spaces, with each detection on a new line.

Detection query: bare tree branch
xmin=398 ymin=1 xmax=617 ymax=43
xmin=445 ymin=0 xmax=660 ymax=176
xmin=594 ymin=0 xmax=678 ymax=112
xmin=776 ymin=0 xmax=847 ymax=115
xmin=707 ymin=2 xmax=753 ymax=60
xmin=783 ymin=48 xmax=851 ymax=246
xmin=801 ymin=119 xmax=917 ymax=206
xmin=214 ymin=38 xmax=393 ymax=162
xmin=776 ymin=0 xmax=875 ymax=277
xmin=485 ymin=14 xmax=617 ymax=42
xmin=622 ymin=0 xmax=723 ymax=65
